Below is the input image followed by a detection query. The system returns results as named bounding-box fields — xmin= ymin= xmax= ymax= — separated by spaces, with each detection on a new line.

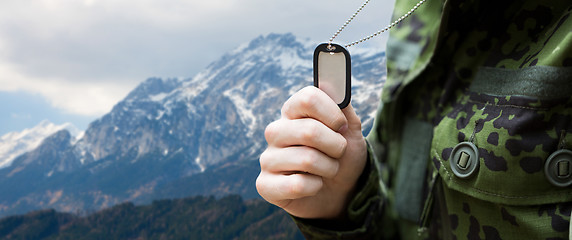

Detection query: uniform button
xmin=450 ymin=142 xmax=479 ymax=179
xmin=544 ymin=149 xmax=572 ymax=187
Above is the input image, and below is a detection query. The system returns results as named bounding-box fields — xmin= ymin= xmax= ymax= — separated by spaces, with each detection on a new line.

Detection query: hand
xmin=256 ymin=86 xmax=367 ymax=219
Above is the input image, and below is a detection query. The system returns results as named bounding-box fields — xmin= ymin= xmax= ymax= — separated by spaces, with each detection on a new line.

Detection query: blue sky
xmin=0 ymin=0 xmax=394 ymax=136
xmin=0 ymin=91 xmax=94 ymax=134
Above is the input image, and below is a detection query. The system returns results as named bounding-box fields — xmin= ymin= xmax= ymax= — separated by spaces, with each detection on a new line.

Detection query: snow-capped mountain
xmin=0 ymin=120 xmax=81 ymax=169
xmin=0 ymin=33 xmax=385 ymax=217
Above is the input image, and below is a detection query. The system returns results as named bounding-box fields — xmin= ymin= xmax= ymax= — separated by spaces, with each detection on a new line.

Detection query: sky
xmin=0 ymin=0 xmax=395 ymax=136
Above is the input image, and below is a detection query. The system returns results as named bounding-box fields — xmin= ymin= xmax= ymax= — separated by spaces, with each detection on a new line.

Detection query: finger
xmin=265 ymin=118 xmax=347 ymax=158
xmin=340 ymin=104 xmax=363 ymax=135
xmin=256 ymin=171 xmax=323 ymax=202
xmin=260 ymin=146 xmax=340 ymax=179
xmin=282 ymin=86 xmax=348 ymax=132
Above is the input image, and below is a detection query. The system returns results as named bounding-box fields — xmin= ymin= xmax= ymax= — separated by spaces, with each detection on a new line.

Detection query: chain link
xmin=328 ymin=0 xmax=371 ymax=44
xmin=329 ymin=0 xmax=427 ymax=48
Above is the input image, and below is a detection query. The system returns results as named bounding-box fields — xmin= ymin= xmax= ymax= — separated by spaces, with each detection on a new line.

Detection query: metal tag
xmin=313 ymin=43 xmax=351 ymax=109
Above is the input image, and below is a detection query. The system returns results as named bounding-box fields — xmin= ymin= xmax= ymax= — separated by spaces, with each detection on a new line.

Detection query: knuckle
xmin=298 ymin=88 xmax=319 ymax=110
xmin=300 ymin=85 xmax=319 ymax=96
xmin=255 ymin=174 xmax=267 ymax=196
xmin=300 ymin=121 xmax=320 ymax=143
xmin=299 ymin=152 xmax=317 ymax=170
xmin=258 ymin=150 xmax=271 ymax=170
xmin=287 ymin=175 xmax=322 ymax=198
xmin=280 ymin=100 xmax=291 ymax=116
xmin=264 ymin=121 xmax=279 ymax=142
xmin=288 ymin=176 xmax=307 ymax=197
xmin=282 ymin=87 xmax=319 ymax=116
xmin=256 ymin=173 xmax=282 ymax=205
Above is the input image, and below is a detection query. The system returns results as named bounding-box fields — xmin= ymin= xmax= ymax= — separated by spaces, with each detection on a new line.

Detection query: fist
xmin=256 ymin=86 xmax=367 ymax=219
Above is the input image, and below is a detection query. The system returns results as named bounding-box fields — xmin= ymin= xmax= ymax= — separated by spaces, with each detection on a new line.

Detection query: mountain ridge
xmin=0 ymin=120 xmax=81 ymax=169
xmin=0 ymin=32 xmax=386 ymax=217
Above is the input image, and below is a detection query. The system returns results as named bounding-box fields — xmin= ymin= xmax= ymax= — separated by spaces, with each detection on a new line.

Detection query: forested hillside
xmin=0 ymin=195 xmax=303 ymax=239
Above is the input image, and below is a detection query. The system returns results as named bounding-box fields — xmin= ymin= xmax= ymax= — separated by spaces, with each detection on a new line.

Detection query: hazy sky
xmin=0 ymin=0 xmax=394 ymax=135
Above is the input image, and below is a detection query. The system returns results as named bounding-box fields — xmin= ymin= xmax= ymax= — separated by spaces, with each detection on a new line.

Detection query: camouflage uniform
xmin=294 ymin=0 xmax=572 ymax=239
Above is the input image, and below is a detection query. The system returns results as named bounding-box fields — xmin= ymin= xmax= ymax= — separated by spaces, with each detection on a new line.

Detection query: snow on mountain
xmin=0 ymin=120 xmax=81 ymax=169
xmin=72 ymin=31 xmax=386 ymax=187
xmin=2 ymin=32 xmax=385 ymax=180
xmin=0 ymin=33 xmax=386 ymax=217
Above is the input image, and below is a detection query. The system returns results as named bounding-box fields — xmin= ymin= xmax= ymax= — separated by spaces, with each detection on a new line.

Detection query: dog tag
xmin=313 ymin=43 xmax=351 ymax=109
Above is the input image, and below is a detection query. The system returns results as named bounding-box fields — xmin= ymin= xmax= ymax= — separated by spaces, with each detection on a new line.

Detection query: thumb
xmin=340 ymin=103 xmax=362 ymax=135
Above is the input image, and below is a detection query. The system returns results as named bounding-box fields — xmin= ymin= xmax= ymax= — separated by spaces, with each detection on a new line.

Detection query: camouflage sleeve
xmin=291 ymin=141 xmax=396 ymax=239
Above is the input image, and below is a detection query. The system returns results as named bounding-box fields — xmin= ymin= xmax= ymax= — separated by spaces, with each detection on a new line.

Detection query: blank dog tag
xmin=313 ymin=43 xmax=351 ymax=109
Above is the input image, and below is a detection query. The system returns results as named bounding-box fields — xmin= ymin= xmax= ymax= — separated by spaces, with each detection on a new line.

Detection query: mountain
xmin=0 ymin=120 xmax=81 ymax=169
xmin=0 ymin=33 xmax=386 ymax=217
xmin=0 ymin=195 xmax=304 ymax=240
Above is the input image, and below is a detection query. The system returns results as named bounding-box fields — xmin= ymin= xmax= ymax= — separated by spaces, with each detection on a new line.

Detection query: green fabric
xmin=292 ymin=143 xmax=388 ymax=239
xmin=294 ymin=0 xmax=572 ymax=239
xmin=433 ymin=94 xmax=572 ymax=206
xmin=394 ymin=118 xmax=434 ymax=222
xmin=386 ymin=37 xmax=423 ymax=71
xmin=382 ymin=0 xmax=445 ymax=103
xmin=470 ymin=66 xmax=572 ymax=99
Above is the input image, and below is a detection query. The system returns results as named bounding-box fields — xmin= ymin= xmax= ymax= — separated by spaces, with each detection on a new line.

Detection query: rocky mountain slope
xmin=0 ymin=33 xmax=386 ymax=217
xmin=0 ymin=121 xmax=81 ymax=169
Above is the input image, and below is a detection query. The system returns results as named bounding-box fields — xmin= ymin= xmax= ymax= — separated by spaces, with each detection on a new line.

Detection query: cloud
xmin=0 ymin=61 xmax=132 ymax=116
xmin=0 ymin=0 xmax=393 ymax=116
